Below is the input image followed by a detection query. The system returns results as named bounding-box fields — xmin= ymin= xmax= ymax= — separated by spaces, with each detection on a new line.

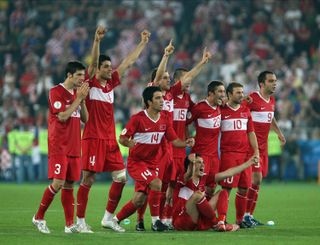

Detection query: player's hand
xmin=186 ymin=138 xmax=195 ymax=147
xmin=95 ymin=26 xmax=106 ymax=42
xmin=201 ymin=47 xmax=212 ymax=64
xmin=195 ymin=190 xmax=205 ymax=199
xmin=250 ymin=155 xmax=260 ymax=166
xmin=77 ymin=82 xmax=90 ymax=100
xmin=278 ymin=133 xmax=286 ymax=146
xmin=244 ymin=95 xmax=253 ymax=104
xmin=164 ymin=39 xmax=174 ymax=56
xmin=127 ymin=139 xmax=137 ymax=148
xmin=141 ymin=30 xmax=151 ymax=44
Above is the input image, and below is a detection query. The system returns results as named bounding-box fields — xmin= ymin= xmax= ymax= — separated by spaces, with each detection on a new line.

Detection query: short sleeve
xmin=49 ymin=88 xmax=66 ymax=114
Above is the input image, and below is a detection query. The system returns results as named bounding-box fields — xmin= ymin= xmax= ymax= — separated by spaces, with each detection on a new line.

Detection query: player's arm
xmin=183 ymin=154 xmax=195 ymax=183
xmin=271 ymin=117 xmax=286 ymax=146
xmin=80 ymin=100 xmax=89 ymax=123
xmin=116 ymin=30 xmax=150 ymax=77
xmin=172 ymin=137 xmax=195 ymax=148
xmin=214 ymin=156 xmax=259 ymax=183
xmin=57 ymin=83 xmax=89 ymax=122
xmin=119 ymin=136 xmax=136 ymax=148
xmin=88 ymin=26 xmax=106 ymax=78
xmin=152 ymin=40 xmax=175 ymax=85
xmin=180 ymin=47 xmax=212 ymax=90
xmin=248 ymin=131 xmax=259 ymax=159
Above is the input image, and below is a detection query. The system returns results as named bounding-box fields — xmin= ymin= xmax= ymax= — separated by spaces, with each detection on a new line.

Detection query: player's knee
xmin=132 ymin=192 xmax=146 ymax=207
xmin=252 ymin=178 xmax=262 ymax=185
xmin=52 ymin=179 xmax=65 ymax=191
xmin=112 ymin=169 xmax=127 ymax=183
xmin=64 ymin=180 xmax=74 ymax=188
xmin=82 ymin=171 xmax=96 ymax=186
xmin=149 ymin=178 xmax=162 ymax=191
xmin=238 ymin=187 xmax=248 ymax=195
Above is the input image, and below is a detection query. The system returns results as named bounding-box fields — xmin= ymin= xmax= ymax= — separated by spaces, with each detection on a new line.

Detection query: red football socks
xmin=148 ymin=190 xmax=161 ymax=217
xmin=61 ymin=188 xmax=75 ymax=226
xmin=76 ymin=183 xmax=91 ymax=218
xmin=216 ymin=189 xmax=228 ymax=222
xmin=116 ymin=201 xmax=137 ymax=222
xmin=35 ymin=184 xmax=57 ymax=220
xmin=137 ymin=198 xmax=148 ymax=222
xmin=235 ymin=191 xmax=247 ymax=223
xmin=246 ymin=184 xmax=259 ymax=214
xmin=106 ymin=181 xmax=125 ymax=213
xmin=196 ymin=196 xmax=215 ymax=219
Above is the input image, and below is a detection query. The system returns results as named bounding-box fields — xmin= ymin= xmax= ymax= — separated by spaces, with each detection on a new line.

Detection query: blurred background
xmin=0 ymin=0 xmax=319 ymax=183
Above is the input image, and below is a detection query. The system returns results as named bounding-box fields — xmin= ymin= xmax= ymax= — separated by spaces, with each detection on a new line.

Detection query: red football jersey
xmin=187 ymin=100 xmax=221 ymax=156
xmin=82 ymin=70 xmax=121 ymax=140
xmin=220 ymin=103 xmax=254 ymax=153
xmin=243 ymin=91 xmax=275 ymax=155
xmin=172 ymin=90 xmax=195 ymax=158
xmin=149 ymin=81 xmax=183 ymax=158
xmin=48 ymin=84 xmax=81 ymax=157
xmin=120 ymin=110 xmax=178 ymax=166
xmin=175 ymin=177 xmax=206 ymax=209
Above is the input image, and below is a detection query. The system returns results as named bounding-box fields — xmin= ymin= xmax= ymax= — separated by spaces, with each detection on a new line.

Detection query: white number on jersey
xmin=54 ymin=164 xmax=61 ymax=174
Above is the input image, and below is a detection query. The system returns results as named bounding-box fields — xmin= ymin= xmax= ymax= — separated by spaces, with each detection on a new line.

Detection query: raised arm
xmin=271 ymin=117 xmax=286 ymax=146
xmin=152 ymin=40 xmax=175 ymax=85
xmin=87 ymin=26 xmax=106 ymax=78
xmin=116 ymin=30 xmax=151 ymax=77
xmin=180 ymin=47 xmax=212 ymax=90
xmin=214 ymin=156 xmax=258 ymax=183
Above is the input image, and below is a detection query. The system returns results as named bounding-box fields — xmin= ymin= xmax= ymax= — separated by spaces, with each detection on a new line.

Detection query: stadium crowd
xmin=0 ymin=0 xmax=320 ymax=182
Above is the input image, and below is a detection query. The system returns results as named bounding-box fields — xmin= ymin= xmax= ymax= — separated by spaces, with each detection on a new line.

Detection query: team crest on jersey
xmin=159 ymin=124 xmax=166 ymax=130
xmin=187 ymin=112 xmax=192 ymax=119
xmin=53 ymin=101 xmax=62 ymax=109
xmin=121 ymin=128 xmax=127 ymax=135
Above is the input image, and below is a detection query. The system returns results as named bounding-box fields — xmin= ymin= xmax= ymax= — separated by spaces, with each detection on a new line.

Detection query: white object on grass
xmin=266 ymin=220 xmax=275 ymax=226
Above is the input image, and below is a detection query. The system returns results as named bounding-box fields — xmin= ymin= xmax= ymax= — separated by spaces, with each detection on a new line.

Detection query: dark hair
xmin=65 ymin=61 xmax=85 ymax=77
xmin=173 ymin=68 xmax=188 ymax=81
xmin=257 ymin=70 xmax=275 ymax=87
xmin=184 ymin=153 xmax=201 ymax=172
xmin=98 ymin=54 xmax=111 ymax=69
xmin=226 ymin=82 xmax=243 ymax=96
xmin=142 ymin=86 xmax=162 ymax=108
xmin=207 ymin=80 xmax=224 ymax=95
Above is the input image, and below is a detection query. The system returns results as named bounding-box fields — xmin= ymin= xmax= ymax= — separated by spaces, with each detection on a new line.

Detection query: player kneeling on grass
xmin=172 ymin=153 xmax=259 ymax=231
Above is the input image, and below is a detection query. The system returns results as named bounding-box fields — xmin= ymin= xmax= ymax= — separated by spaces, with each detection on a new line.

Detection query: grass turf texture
xmin=0 ymin=182 xmax=319 ymax=245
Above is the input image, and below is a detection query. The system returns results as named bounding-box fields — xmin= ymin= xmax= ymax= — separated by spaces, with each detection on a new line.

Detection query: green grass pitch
xmin=0 ymin=182 xmax=319 ymax=245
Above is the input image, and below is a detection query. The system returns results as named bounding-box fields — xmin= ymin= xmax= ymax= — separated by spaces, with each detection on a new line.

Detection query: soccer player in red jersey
xmin=173 ymin=153 xmax=258 ymax=231
xmin=243 ymin=71 xmax=286 ymax=226
xmin=217 ymin=82 xmax=259 ymax=229
xmin=76 ymin=27 xmax=150 ymax=232
xmin=160 ymin=48 xmax=212 ymax=228
xmin=136 ymin=45 xmax=212 ymax=231
xmin=186 ymin=81 xmax=225 ymax=197
xmin=32 ymin=61 xmax=89 ymax=234
xmin=110 ymin=86 xmax=194 ymax=232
